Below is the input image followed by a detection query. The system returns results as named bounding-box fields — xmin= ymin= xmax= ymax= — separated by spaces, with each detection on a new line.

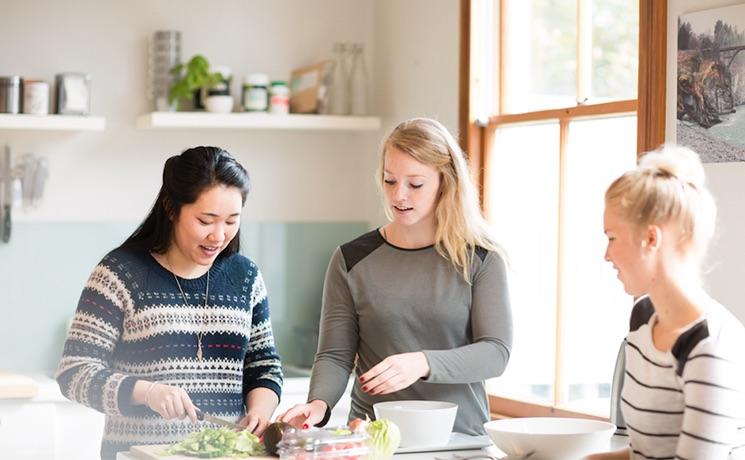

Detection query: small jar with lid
xmin=242 ymin=74 xmax=269 ymax=112
xmin=269 ymin=81 xmax=290 ymax=115
xmin=22 ymin=79 xmax=50 ymax=115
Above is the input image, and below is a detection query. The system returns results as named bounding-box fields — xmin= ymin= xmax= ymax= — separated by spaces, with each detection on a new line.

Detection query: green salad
xmin=165 ymin=427 xmax=266 ymax=458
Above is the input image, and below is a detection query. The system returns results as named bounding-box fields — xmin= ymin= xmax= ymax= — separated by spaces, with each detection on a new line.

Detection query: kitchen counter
xmin=116 ymin=436 xmax=629 ymax=460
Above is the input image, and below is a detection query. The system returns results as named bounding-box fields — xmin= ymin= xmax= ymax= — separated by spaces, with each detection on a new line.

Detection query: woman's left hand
xmin=240 ymin=387 xmax=279 ymax=436
xmin=238 ymin=412 xmax=270 ymax=436
xmin=359 ymin=352 xmax=430 ymax=395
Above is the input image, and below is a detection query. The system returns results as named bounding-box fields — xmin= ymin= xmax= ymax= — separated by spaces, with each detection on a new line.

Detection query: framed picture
xmin=677 ymin=4 xmax=745 ymax=162
xmin=54 ymin=72 xmax=91 ymax=115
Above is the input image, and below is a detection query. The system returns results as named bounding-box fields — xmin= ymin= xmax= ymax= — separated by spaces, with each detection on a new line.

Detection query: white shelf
xmin=136 ymin=112 xmax=381 ymax=131
xmin=0 ymin=114 xmax=106 ymax=131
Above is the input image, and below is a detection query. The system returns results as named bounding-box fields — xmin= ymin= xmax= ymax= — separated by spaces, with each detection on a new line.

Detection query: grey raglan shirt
xmin=308 ymin=229 xmax=513 ymax=435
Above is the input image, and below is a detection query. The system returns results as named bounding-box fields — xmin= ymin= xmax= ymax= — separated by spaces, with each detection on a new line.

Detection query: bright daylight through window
xmin=469 ymin=0 xmax=640 ymax=417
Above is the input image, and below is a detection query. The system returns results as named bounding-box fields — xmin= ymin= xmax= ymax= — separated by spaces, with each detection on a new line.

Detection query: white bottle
xmin=348 ymin=43 xmax=369 ymax=116
xmin=329 ymin=42 xmax=349 ymax=115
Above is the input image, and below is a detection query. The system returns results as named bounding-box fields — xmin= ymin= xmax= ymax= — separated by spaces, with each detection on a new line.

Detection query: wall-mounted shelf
xmin=0 ymin=114 xmax=106 ymax=131
xmin=136 ymin=112 xmax=381 ymax=131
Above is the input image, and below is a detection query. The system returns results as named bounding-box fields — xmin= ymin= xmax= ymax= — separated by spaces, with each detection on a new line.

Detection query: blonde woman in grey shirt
xmin=279 ymin=118 xmax=513 ymax=436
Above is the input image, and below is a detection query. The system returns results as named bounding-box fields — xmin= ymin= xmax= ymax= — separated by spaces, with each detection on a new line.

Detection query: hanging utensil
xmin=1 ymin=145 xmax=11 ymax=243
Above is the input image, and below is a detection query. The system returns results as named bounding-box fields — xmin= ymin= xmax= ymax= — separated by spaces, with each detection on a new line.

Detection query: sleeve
xmin=242 ymin=269 xmax=283 ymax=402
xmin=307 ymin=247 xmax=358 ymax=420
xmin=54 ymin=259 xmax=140 ymax=417
xmin=422 ymin=250 xmax=513 ymax=383
xmin=675 ymin=342 xmax=745 ymax=458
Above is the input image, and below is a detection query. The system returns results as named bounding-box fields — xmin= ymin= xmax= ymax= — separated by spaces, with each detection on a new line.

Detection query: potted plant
xmin=169 ymin=55 xmax=229 ymax=110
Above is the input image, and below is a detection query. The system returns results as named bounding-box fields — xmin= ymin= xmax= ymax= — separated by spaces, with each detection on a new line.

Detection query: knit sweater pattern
xmin=55 ymin=247 xmax=283 ymax=459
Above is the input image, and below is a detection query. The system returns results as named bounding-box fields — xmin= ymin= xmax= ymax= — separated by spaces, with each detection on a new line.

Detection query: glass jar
xmin=278 ymin=426 xmax=369 ymax=460
xmin=210 ymin=66 xmax=232 ymax=96
xmin=242 ymin=74 xmax=269 ymax=112
xmin=269 ymin=81 xmax=290 ymax=115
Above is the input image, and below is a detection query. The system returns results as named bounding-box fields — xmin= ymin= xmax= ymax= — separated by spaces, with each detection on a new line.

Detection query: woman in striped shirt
xmin=588 ymin=145 xmax=745 ymax=460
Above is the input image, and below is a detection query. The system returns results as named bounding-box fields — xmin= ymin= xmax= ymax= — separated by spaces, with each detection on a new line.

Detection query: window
xmin=466 ymin=0 xmax=641 ymax=418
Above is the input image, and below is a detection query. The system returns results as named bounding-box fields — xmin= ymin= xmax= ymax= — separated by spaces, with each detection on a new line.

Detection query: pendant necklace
xmin=168 ymin=259 xmax=210 ymax=361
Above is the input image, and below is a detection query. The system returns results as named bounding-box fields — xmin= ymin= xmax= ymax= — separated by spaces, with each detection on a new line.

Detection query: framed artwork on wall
xmin=677 ymin=3 xmax=745 ymax=162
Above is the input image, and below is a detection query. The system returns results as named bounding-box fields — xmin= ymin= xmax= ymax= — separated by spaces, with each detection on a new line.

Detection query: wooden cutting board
xmin=0 ymin=369 xmax=39 ymax=399
xmin=129 ymin=444 xmax=275 ymax=460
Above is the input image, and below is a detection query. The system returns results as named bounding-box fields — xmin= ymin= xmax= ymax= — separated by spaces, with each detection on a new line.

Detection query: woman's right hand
xmin=277 ymin=399 xmax=328 ymax=428
xmin=135 ymin=381 xmax=198 ymax=422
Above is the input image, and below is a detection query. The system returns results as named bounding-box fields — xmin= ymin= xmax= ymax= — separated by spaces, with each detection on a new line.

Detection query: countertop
xmin=116 ymin=436 xmax=630 ymax=460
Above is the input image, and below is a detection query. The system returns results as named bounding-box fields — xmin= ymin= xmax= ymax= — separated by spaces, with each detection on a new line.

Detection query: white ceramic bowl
xmin=484 ymin=417 xmax=616 ymax=460
xmin=204 ymin=95 xmax=234 ymax=113
xmin=373 ymin=400 xmax=457 ymax=448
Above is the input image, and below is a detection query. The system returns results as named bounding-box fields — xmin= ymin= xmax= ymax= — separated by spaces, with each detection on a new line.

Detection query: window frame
xmin=459 ymin=0 xmax=668 ymax=419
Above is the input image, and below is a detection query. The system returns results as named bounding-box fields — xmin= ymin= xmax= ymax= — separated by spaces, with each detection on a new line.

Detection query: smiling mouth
xmin=393 ymin=205 xmax=413 ymax=212
xmin=200 ymin=245 xmax=220 ymax=253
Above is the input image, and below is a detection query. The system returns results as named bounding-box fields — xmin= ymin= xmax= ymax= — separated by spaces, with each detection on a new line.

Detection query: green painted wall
xmin=0 ymin=221 xmax=367 ymax=373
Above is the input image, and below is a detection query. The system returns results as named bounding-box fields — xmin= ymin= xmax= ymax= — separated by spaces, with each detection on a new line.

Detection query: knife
xmin=195 ymin=408 xmax=246 ymax=431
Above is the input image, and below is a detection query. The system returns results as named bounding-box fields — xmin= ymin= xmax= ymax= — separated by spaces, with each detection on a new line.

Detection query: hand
xmin=239 ymin=412 xmax=270 ymax=436
xmin=277 ymin=400 xmax=328 ymax=428
xmin=145 ymin=383 xmax=198 ymax=422
xmin=359 ymin=352 xmax=430 ymax=395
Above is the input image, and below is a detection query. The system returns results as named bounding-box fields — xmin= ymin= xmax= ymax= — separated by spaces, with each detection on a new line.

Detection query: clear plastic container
xmin=278 ymin=426 xmax=369 ymax=460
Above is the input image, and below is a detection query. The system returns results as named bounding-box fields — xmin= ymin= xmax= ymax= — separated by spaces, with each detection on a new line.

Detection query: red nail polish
xmin=302 ymin=423 xmax=309 ymax=429
xmin=359 ymin=376 xmax=365 ymax=382
xmin=362 ymin=386 xmax=368 ymax=391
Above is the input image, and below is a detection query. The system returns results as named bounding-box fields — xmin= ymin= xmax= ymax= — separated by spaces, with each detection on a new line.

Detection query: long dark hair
xmin=121 ymin=146 xmax=250 ymax=258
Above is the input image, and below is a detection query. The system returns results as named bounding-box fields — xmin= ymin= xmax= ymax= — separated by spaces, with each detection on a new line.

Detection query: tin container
xmin=0 ymin=76 xmax=22 ymax=114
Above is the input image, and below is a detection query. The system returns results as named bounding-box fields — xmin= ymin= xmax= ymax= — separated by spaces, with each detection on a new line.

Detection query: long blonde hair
xmin=605 ymin=144 xmax=717 ymax=261
xmin=378 ymin=118 xmax=503 ymax=281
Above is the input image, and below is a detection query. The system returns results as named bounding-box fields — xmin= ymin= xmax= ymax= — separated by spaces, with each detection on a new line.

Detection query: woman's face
xmin=603 ymin=204 xmax=654 ymax=297
xmin=172 ymin=184 xmax=243 ymax=268
xmin=383 ymin=147 xmax=441 ymax=229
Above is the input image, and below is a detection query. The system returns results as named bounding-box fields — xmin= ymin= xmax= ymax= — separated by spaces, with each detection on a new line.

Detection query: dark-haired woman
xmin=56 ymin=146 xmax=283 ymax=460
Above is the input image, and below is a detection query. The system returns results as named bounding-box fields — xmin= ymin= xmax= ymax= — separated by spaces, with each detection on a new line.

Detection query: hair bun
xmin=638 ymin=144 xmax=706 ymax=188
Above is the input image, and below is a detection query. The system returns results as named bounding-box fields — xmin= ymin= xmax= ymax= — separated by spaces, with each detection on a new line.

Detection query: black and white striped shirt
xmin=621 ymin=296 xmax=745 ymax=460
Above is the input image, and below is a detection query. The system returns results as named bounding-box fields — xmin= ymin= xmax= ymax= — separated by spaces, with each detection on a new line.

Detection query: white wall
xmin=668 ymin=0 xmax=745 ymax=321
xmin=1 ymin=0 xmax=381 ymax=223
xmin=1 ymin=0 xmax=461 ymax=227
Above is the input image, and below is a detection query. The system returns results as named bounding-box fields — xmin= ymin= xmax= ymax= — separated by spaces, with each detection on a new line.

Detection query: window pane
xmin=559 ymin=115 xmax=637 ymax=415
xmin=590 ymin=0 xmax=639 ymax=101
xmin=485 ymin=122 xmax=560 ymax=404
xmin=503 ymin=0 xmax=577 ymax=113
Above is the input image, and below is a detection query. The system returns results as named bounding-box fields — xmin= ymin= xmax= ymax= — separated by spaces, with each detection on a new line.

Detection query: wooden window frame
xmin=459 ymin=0 xmax=668 ymax=419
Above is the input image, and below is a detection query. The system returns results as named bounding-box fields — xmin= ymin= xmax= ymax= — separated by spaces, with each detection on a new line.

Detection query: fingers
xmin=278 ymin=402 xmax=327 ymax=429
xmin=359 ymin=353 xmax=427 ymax=395
xmin=183 ymin=393 xmax=198 ymax=423
xmin=359 ymin=359 xmax=391 ymax=384
xmin=361 ymin=366 xmax=397 ymax=394
xmin=147 ymin=384 xmax=195 ymax=420
xmin=241 ymin=414 xmax=261 ymax=434
xmin=252 ymin=417 xmax=269 ymax=436
xmin=366 ymin=372 xmax=406 ymax=395
xmin=278 ymin=404 xmax=311 ymax=426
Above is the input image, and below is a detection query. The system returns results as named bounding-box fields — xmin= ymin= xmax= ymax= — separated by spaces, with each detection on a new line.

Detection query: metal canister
xmin=0 ymin=76 xmax=22 ymax=114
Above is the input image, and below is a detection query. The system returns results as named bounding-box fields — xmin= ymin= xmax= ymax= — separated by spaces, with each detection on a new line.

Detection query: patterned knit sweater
xmin=55 ymin=247 xmax=283 ymax=460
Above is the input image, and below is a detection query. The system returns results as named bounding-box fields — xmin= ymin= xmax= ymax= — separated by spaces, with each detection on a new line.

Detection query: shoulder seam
xmin=340 ymin=230 xmax=385 ymax=272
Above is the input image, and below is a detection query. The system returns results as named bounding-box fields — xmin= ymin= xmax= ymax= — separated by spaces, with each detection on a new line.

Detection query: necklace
xmin=168 ymin=260 xmax=210 ymax=361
